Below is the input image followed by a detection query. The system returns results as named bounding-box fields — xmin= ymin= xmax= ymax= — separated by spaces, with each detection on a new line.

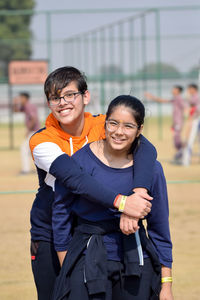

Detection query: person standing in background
xmin=184 ymin=84 xmax=199 ymax=140
xmin=187 ymin=84 xmax=199 ymax=114
xmin=13 ymin=92 xmax=40 ymax=174
xmin=182 ymin=84 xmax=200 ymax=165
xmin=145 ymin=86 xmax=185 ymax=163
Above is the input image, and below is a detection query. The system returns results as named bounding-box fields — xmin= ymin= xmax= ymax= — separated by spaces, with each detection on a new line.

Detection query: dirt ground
xmin=0 ymin=118 xmax=200 ymax=300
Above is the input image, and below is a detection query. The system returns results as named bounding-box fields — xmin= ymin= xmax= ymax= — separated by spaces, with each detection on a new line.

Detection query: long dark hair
xmin=105 ymin=95 xmax=145 ymax=153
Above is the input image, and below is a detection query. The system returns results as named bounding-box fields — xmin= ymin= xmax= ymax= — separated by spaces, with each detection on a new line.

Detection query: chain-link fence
xmin=0 ymin=6 xmax=200 ymax=148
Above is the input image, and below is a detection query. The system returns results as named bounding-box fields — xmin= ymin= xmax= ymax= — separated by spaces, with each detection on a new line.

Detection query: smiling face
xmin=47 ymin=81 xmax=90 ymax=134
xmin=105 ymin=105 xmax=143 ymax=153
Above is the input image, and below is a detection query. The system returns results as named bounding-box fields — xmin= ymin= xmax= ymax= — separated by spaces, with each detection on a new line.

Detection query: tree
xmin=0 ymin=0 xmax=35 ymax=79
xmin=136 ymin=62 xmax=181 ymax=79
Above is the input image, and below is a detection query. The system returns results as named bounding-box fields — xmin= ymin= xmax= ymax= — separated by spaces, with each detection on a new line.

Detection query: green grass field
xmin=0 ymin=118 xmax=200 ymax=299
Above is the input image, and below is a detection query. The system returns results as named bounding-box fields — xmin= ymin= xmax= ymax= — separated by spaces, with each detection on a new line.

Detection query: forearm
xmin=133 ymin=135 xmax=157 ymax=191
xmin=50 ymin=154 xmax=118 ymax=208
xmin=32 ymin=142 xmax=118 ymax=208
xmin=145 ymin=92 xmax=169 ymax=103
xmin=160 ymin=266 xmax=173 ymax=300
xmin=162 ymin=265 xmax=172 ymax=278
xmin=152 ymin=96 xmax=169 ymax=103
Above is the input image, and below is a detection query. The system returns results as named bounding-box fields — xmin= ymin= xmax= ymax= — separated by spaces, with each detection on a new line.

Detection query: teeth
xmin=60 ymin=109 xmax=71 ymax=113
xmin=112 ymin=137 xmax=124 ymax=142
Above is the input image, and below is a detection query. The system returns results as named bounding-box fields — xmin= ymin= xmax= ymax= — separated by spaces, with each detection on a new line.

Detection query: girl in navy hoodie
xmin=52 ymin=95 xmax=173 ymax=300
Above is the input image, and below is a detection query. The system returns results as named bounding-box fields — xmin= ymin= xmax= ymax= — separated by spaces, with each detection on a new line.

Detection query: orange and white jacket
xmin=30 ymin=112 xmax=105 ymax=189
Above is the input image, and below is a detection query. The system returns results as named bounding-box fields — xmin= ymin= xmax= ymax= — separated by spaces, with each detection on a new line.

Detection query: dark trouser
xmin=31 ymin=241 xmax=60 ymax=300
xmin=67 ymin=255 xmax=158 ymax=300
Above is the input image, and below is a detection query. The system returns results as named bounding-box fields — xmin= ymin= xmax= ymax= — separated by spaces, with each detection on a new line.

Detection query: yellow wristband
xmin=161 ymin=277 xmax=173 ymax=283
xmin=118 ymin=195 xmax=127 ymax=212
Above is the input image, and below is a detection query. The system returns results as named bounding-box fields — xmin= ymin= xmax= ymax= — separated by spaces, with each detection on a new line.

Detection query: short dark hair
xmin=188 ymin=83 xmax=198 ymax=91
xmin=174 ymin=85 xmax=184 ymax=93
xmin=44 ymin=66 xmax=88 ymax=100
xmin=19 ymin=92 xmax=30 ymax=99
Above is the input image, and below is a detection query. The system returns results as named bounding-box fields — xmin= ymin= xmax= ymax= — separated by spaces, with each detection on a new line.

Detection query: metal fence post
xmin=8 ymin=84 xmax=14 ymax=149
xmin=92 ymin=32 xmax=97 ymax=75
xmin=155 ymin=9 xmax=163 ymax=140
xmin=141 ymin=13 xmax=149 ymax=137
xmin=129 ymin=18 xmax=135 ymax=76
xmin=100 ymin=28 xmax=106 ymax=112
xmin=46 ymin=11 xmax=52 ymax=72
xmin=141 ymin=14 xmax=147 ymax=93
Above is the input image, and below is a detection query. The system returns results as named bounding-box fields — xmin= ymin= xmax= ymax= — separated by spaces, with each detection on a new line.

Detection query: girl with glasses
xmin=52 ymin=95 xmax=173 ymax=300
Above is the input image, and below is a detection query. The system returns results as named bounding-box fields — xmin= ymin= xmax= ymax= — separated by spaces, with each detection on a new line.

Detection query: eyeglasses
xmin=48 ymin=92 xmax=83 ymax=106
xmin=106 ymin=119 xmax=139 ymax=134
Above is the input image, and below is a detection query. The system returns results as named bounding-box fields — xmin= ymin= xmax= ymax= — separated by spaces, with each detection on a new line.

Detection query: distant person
xmin=13 ymin=92 xmax=40 ymax=174
xmin=187 ymin=83 xmax=199 ymax=115
xmin=145 ymin=86 xmax=185 ymax=163
xmin=184 ymin=84 xmax=199 ymax=140
xmin=182 ymin=84 xmax=200 ymax=165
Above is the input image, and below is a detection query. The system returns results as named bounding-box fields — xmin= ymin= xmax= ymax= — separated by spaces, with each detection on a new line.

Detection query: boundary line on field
xmin=0 ymin=179 xmax=200 ymax=195
xmin=167 ymin=179 xmax=200 ymax=184
xmin=0 ymin=190 xmax=37 ymax=195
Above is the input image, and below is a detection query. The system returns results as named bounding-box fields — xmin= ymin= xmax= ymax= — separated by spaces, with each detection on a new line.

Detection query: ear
xmin=137 ymin=125 xmax=143 ymax=137
xmin=83 ymin=90 xmax=91 ymax=106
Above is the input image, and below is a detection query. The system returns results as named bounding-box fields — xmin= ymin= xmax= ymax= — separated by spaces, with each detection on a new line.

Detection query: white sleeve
xmin=33 ymin=142 xmax=65 ymax=172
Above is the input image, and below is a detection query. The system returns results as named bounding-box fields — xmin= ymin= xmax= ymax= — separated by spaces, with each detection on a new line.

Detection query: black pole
xmin=8 ymin=83 xmax=14 ymax=149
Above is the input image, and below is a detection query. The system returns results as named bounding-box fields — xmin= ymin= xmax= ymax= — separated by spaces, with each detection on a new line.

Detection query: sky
xmin=33 ymin=0 xmax=200 ymax=12
xmin=30 ymin=0 xmax=200 ymax=73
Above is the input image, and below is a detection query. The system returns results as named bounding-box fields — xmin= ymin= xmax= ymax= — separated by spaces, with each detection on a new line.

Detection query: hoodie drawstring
xmin=69 ymin=136 xmax=88 ymax=156
xmin=82 ymin=136 xmax=88 ymax=148
xmin=69 ymin=137 xmax=74 ymax=156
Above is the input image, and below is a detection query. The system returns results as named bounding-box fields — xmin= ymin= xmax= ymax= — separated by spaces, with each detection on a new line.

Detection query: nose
xmin=115 ymin=124 xmax=124 ymax=135
xmin=59 ymin=97 xmax=66 ymax=106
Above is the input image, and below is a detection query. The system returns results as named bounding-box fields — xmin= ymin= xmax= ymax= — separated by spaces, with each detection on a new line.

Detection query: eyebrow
xmin=108 ymin=118 xmax=137 ymax=126
xmin=51 ymin=90 xmax=78 ymax=97
xmin=63 ymin=90 xmax=78 ymax=93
